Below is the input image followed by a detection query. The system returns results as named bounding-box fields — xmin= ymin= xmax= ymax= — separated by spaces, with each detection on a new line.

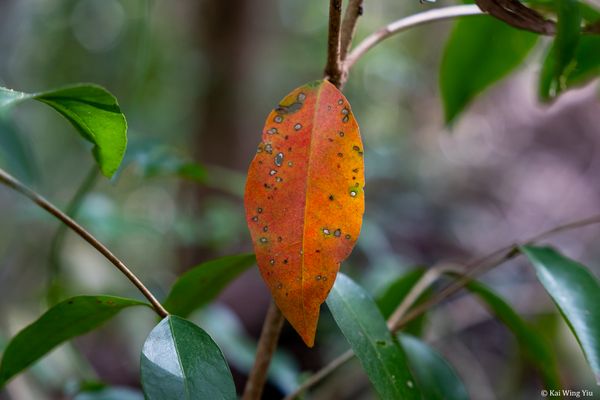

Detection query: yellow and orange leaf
xmin=244 ymin=80 xmax=365 ymax=346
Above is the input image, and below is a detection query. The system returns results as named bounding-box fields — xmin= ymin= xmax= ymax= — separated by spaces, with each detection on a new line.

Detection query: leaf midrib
xmin=299 ymin=81 xmax=326 ymax=336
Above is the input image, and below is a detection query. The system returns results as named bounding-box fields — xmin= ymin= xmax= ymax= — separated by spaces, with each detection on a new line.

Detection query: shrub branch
xmin=0 ymin=167 xmax=169 ymax=318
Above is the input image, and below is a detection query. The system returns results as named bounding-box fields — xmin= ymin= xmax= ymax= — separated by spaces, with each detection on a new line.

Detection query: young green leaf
xmin=0 ymin=296 xmax=148 ymax=387
xmin=0 ymin=84 xmax=127 ymax=177
xmin=400 ymin=334 xmax=469 ymax=400
xmin=326 ymin=274 xmax=420 ymax=400
xmin=163 ymin=254 xmax=256 ymax=317
xmin=464 ymin=279 xmax=561 ymax=390
xmin=539 ymin=0 xmax=582 ymax=100
xmin=521 ymin=245 xmax=600 ymax=383
xmin=140 ymin=315 xmax=236 ymax=400
xmin=440 ymin=16 xmax=538 ymax=124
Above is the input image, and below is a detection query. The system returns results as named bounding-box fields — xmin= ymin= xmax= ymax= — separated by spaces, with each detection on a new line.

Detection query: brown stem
xmin=340 ymin=0 xmax=364 ymax=61
xmin=324 ymin=0 xmax=344 ymax=88
xmin=0 ymin=167 xmax=169 ymax=318
xmin=242 ymin=301 xmax=285 ymax=400
xmin=283 ymin=213 xmax=600 ymax=399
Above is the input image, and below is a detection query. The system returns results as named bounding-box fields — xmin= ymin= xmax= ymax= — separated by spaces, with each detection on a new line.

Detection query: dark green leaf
xmin=164 ymin=254 xmax=256 ymax=317
xmin=376 ymin=268 xmax=428 ymax=335
xmin=539 ymin=0 xmax=582 ymax=100
xmin=464 ymin=279 xmax=561 ymax=389
xmin=0 ymin=296 xmax=148 ymax=387
xmin=521 ymin=245 xmax=600 ymax=383
xmin=140 ymin=315 xmax=236 ymax=400
xmin=0 ymin=84 xmax=127 ymax=177
xmin=440 ymin=16 xmax=538 ymax=123
xmin=400 ymin=334 xmax=469 ymax=400
xmin=326 ymin=274 xmax=420 ymax=400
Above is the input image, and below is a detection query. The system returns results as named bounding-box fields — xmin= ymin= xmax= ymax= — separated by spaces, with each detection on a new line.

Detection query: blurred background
xmin=1 ymin=0 xmax=600 ymax=399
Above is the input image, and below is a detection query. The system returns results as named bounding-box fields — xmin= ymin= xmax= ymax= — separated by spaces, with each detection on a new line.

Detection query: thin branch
xmin=324 ymin=0 xmax=344 ymax=88
xmin=344 ymin=5 xmax=484 ymax=70
xmin=282 ymin=349 xmax=354 ymax=400
xmin=242 ymin=301 xmax=285 ymax=400
xmin=387 ymin=263 xmax=462 ymax=331
xmin=283 ymin=213 xmax=600 ymax=399
xmin=0 ymin=167 xmax=169 ymax=318
xmin=340 ymin=0 xmax=364 ymax=61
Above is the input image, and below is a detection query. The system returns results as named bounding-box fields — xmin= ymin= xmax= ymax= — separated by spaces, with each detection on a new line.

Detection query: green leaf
xmin=140 ymin=315 xmax=236 ymax=400
xmin=0 ymin=84 xmax=127 ymax=177
xmin=326 ymin=274 xmax=420 ymax=400
xmin=539 ymin=0 xmax=582 ymax=100
xmin=464 ymin=279 xmax=561 ymax=390
xmin=400 ymin=334 xmax=469 ymax=400
xmin=521 ymin=245 xmax=600 ymax=383
xmin=164 ymin=254 xmax=256 ymax=317
xmin=566 ymin=36 xmax=600 ymax=86
xmin=376 ymin=269 xmax=428 ymax=335
xmin=440 ymin=16 xmax=538 ymax=124
xmin=0 ymin=296 xmax=148 ymax=387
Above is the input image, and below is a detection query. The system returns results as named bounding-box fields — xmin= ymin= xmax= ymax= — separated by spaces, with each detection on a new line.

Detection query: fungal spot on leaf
xmin=328 ymin=138 xmax=334 ymax=142
xmin=252 ymin=216 xmax=258 ymax=222
xmin=328 ymin=194 xmax=334 ymax=201
xmin=270 ymin=170 xmax=277 ymax=176
xmin=277 ymin=236 xmax=283 ymax=242
xmin=334 ymin=229 xmax=341 ymax=237
xmin=264 ymin=144 xmax=273 ymax=154
xmin=352 ymin=168 xmax=359 ymax=173
xmin=294 ymin=123 xmax=302 ymax=131
xmin=338 ymin=99 xmax=343 ymax=105
xmin=284 ymin=135 xmax=289 ymax=140
xmin=274 ymin=152 xmax=284 ymax=166
xmin=283 ymin=259 xmax=288 ymax=264
xmin=275 ymin=177 xmax=283 ymax=182
xmin=274 ymin=115 xmax=283 ymax=123
xmin=341 ymin=108 xmax=349 ymax=115
xmin=277 ymin=102 xmax=303 ymax=115
xmin=259 ymin=237 xmax=268 ymax=243
xmin=350 ymin=190 xmax=357 ymax=197
xmin=297 ymin=92 xmax=306 ymax=102
xmin=322 ymin=276 xmax=328 ymax=281
xmin=277 ymin=283 xmax=283 ymax=289
xmin=316 ymin=275 xmax=322 ymax=281
xmin=287 ymin=161 xmax=293 ymax=167
xmin=339 ymin=131 xmax=345 ymax=137
xmin=342 ymin=115 xmax=349 ymax=123
xmin=256 ymin=145 xmax=263 ymax=153
xmin=337 ymin=153 xmax=343 ymax=158
xmin=270 ymin=259 xmax=275 ymax=265
xmin=353 ymin=145 xmax=360 ymax=151
xmin=268 ymin=128 xmax=278 ymax=135
xmin=257 ymin=208 xmax=263 ymax=213
xmin=323 ymin=228 xmax=331 ymax=235
xmin=263 ymin=226 xmax=268 ymax=232
xmin=345 ymin=234 xmax=351 ymax=239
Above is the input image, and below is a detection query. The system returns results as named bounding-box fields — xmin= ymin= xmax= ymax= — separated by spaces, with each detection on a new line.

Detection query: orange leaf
xmin=244 ymin=80 xmax=365 ymax=346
